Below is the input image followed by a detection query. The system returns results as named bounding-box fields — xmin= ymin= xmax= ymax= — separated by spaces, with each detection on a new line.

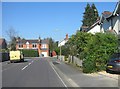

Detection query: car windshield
xmin=110 ymin=53 xmax=120 ymax=60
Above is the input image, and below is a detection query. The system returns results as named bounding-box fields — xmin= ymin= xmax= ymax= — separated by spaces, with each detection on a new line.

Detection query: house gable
xmin=113 ymin=0 xmax=120 ymax=16
xmin=26 ymin=41 xmax=29 ymax=45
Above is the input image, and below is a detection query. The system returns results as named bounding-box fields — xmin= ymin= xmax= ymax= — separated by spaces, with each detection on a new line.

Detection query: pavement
xmin=51 ymin=59 xmax=119 ymax=87
xmin=85 ymin=71 xmax=118 ymax=80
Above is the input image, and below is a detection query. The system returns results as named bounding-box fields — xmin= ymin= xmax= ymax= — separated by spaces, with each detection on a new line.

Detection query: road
xmin=2 ymin=57 xmax=119 ymax=88
xmin=2 ymin=58 xmax=68 ymax=87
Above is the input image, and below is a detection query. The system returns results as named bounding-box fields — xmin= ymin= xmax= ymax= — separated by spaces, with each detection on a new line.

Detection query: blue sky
xmin=2 ymin=2 xmax=117 ymax=41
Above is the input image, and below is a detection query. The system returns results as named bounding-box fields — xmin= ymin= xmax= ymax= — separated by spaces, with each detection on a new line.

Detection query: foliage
xmin=65 ymin=32 xmax=118 ymax=73
xmin=0 ymin=49 xmax=9 ymax=52
xmin=61 ymin=45 xmax=70 ymax=57
xmin=46 ymin=38 xmax=59 ymax=55
xmin=118 ymin=35 xmax=120 ymax=52
xmin=54 ymin=47 xmax=60 ymax=55
xmin=91 ymin=3 xmax=99 ymax=24
xmin=6 ymin=27 xmax=19 ymax=51
xmin=20 ymin=49 xmax=39 ymax=57
xmin=10 ymin=37 xmax=17 ymax=51
xmin=82 ymin=3 xmax=99 ymax=28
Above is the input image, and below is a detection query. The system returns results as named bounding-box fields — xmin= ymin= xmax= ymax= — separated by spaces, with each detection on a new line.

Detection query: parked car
xmin=106 ymin=53 xmax=120 ymax=73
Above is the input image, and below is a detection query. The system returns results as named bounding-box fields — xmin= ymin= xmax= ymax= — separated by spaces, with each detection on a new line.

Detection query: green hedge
xmin=82 ymin=59 xmax=96 ymax=73
xmin=65 ymin=32 xmax=118 ymax=73
xmin=20 ymin=49 xmax=39 ymax=57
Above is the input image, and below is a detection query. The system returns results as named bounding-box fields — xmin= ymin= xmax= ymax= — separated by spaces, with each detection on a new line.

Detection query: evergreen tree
xmin=82 ymin=3 xmax=91 ymax=27
xmin=91 ymin=3 xmax=99 ymax=23
xmin=82 ymin=3 xmax=99 ymax=28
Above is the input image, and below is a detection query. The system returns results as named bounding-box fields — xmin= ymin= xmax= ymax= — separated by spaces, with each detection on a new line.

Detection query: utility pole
xmin=60 ymin=44 xmax=61 ymax=61
xmin=55 ymin=29 xmax=62 ymax=61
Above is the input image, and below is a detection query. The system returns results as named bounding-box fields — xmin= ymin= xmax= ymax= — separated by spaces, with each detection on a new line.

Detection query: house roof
xmin=102 ymin=11 xmax=112 ymax=18
xmin=41 ymin=39 xmax=49 ymax=44
xmin=17 ymin=39 xmax=49 ymax=44
xmin=90 ymin=19 xmax=100 ymax=28
xmin=26 ymin=40 xmax=39 ymax=43
xmin=113 ymin=0 xmax=120 ymax=15
xmin=99 ymin=1 xmax=120 ymax=24
xmin=17 ymin=39 xmax=40 ymax=44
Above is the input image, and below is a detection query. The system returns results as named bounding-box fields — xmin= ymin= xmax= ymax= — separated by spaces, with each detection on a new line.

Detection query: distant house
xmin=16 ymin=38 xmax=49 ymax=57
xmin=40 ymin=39 xmax=49 ymax=57
xmin=0 ymin=38 xmax=7 ymax=49
xmin=58 ymin=34 xmax=69 ymax=47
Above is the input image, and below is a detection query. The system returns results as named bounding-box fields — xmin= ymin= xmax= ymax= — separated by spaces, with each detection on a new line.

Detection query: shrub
xmin=67 ymin=32 xmax=118 ymax=73
xmin=82 ymin=33 xmax=118 ymax=73
xmin=82 ymin=59 xmax=96 ymax=73
xmin=20 ymin=49 xmax=39 ymax=57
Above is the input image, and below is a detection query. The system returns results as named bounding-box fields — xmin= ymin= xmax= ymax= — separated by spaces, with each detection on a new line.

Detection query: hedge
xmin=20 ymin=49 xmax=39 ymax=57
xmin=65 ymin=32 xmax=118 ymax=73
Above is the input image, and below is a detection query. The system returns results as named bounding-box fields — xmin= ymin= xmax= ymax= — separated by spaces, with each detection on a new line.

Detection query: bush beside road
xmin=63 ymin=57 xmax=119 ymax=80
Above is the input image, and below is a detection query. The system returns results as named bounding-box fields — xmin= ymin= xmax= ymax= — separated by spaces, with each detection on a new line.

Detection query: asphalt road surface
xmin=2 ymin=57 xmax=119 ymax=88
xmin=2 ymin=58 xmax=67 ymax=87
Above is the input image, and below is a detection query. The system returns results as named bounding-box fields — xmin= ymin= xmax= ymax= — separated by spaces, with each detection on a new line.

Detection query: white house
xmin=88 ymin=1 xmax=120 ymax=35
xmin=58 ymin=34 xmax=68 ymax=47
xmin=112 ymin=1 xmax=120 ymax=35
xmin=87 ymin=20 xmax=102 ymax=34
xmin=100 ymin=1 xmax=120 ymax=35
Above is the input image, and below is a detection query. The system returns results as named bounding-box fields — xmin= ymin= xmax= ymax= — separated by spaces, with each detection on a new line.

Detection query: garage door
xmin=41 ymin=52 xmax=48 ymax=57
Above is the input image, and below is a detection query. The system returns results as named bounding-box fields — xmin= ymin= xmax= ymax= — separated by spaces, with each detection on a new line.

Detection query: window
xmin=18 ymin=44 xmax=23 ymax=48
xmin=42 ymin=44 xmax=46 ymax=48
xmin=32 ymin=43 xmax=37 ymax=48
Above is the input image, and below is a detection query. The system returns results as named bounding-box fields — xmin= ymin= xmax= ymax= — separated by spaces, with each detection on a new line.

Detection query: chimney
xmin=65 ymin=34 xmax=68 ymax=40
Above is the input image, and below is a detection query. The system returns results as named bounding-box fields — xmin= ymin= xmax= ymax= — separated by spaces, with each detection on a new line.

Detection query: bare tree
xmin=6 ymin=27 xmax=18 ymax=50
xmin=6 ymin=27 xmax=18 ymax=41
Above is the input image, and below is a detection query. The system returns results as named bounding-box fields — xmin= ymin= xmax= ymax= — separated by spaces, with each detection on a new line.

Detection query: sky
xmin=2 ymin=2 xmax=117 ymax=41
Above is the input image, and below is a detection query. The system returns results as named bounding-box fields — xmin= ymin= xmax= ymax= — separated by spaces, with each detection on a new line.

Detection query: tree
xmin=47 ymin=38 xmax=54 ymax=51
xmin=6 ymin=27 xmax=17 ymax=41
xmin=82 ymin=3 xmax=91 ymax=27
xmin=10 ymin=37 xmax=17 ymax=51
xmin=6 ymin=27 xmax=18 ymax=50
xmin=46 ymin=38 xmax=59 ymax=55
xmin=91 ymin=3 xmax=99 ymax=23
xmin=82 ymin=3 xmax=99 ymax=29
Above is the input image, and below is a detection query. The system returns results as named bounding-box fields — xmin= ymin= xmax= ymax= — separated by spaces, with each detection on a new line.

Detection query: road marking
xmin=31 ymin=60 xmax=34 ymax=63
xmin=28 ymin=63 xmax=31 ymax=65
xmin=50 ymin=62 xmax=68 ymax=88
xmin=21 ymin=61 xmax=34 ymax=70
xmin=21 ymin=65 xmax=28 ymax=70
xmin=2 ymin=60 xmax=34 ymax=72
